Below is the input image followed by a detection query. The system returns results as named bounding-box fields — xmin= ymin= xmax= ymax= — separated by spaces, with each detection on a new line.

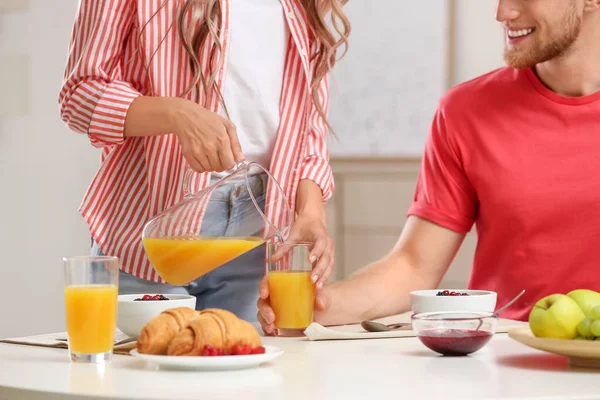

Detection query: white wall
xmin=327 ymin=0 xmax=448 ymax=157
xmin=0 ymin=0 xmax=99 ymax=338
xmin=452 ymin=0 xmax=506 ymax=85
xmin=0 ymin=0 xmax=506 ymax=338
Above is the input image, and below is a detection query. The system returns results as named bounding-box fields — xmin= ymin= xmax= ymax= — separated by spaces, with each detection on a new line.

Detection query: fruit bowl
xmin=509 ymin=326 xmax=600 ymax=368
xmin=117 ymin=294 xmax=196 ymax=337
xmin=411 ymin=311 xmax=498 ymax=356
xmin=410 ymin=289 xmax=497 ymax=314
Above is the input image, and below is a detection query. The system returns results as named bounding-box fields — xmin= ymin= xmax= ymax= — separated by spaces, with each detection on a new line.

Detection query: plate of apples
xmin=508 ymin=289 xmax=600 ymax=369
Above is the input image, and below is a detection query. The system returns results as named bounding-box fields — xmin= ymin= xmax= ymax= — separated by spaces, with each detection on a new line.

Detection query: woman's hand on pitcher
xmin=169 ymin=98 xmax=245 ymax=173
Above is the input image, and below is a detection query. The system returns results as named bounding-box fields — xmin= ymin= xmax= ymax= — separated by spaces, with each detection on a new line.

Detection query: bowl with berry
xmin=117 ymin=293 xmax=196 ymax=337
xmin=410 ymin=289 xmax=497 ymax=315
xmin=411 ymin=311 xmax=498 ymax=356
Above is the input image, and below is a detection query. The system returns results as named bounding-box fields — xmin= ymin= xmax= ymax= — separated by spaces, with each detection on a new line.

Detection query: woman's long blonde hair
xmin=141 ymin=0 xmax=350 ymax=135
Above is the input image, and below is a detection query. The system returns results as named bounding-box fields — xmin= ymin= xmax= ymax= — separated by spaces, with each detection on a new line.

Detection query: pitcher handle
xmin=183 ymin=167 xmax=195 ymax=199
xmin=240 ymin=161 xmax=293 ymax=243
xmin=183 ymin=161 xmax=248 ymax=199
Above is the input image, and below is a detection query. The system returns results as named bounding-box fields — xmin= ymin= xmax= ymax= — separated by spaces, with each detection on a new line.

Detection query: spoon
xmin=473 ymin=289 xmax=526 ymax=331
xmin=361 ymin=321 xmax=412 ymax=332
xmin=493 ymin=289 xmax=526 ymax=316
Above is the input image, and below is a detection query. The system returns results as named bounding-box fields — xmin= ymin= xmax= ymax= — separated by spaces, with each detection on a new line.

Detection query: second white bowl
xmin=410 ymin=289 xmax=497 ymax=314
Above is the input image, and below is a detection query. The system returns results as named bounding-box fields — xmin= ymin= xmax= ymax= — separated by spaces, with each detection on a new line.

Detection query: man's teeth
xmin=508 ymin=28 xmax=534 ymax=38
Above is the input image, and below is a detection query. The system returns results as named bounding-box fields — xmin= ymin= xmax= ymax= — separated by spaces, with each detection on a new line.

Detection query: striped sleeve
xmin=58 ymin=0 xmax=141 ymax=148
xmin=298 ymin=72 xmax=335 ymax=201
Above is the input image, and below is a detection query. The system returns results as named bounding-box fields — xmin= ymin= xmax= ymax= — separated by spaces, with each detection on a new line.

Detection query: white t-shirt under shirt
xmin=217 ymin=0 xmax=289 ymax=173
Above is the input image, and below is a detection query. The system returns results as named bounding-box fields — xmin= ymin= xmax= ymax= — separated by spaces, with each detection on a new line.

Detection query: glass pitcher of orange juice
xmin=141 ymin=161 xmax=293 ymax=285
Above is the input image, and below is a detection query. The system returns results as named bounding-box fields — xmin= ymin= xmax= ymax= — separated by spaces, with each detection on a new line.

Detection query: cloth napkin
xmin=303 ymin=312 xmax=528 ymax=341
xmin=0 ymin=330 xmax=136 ymax=355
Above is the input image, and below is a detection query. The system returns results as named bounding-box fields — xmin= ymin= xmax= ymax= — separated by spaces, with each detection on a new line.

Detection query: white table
xmin=1 ymin=333 xmax=599 ymax=400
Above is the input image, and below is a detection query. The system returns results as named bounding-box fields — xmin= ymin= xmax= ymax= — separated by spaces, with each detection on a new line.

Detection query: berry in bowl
xmin=410 ymin=289 xmax=497 ymax=314
xmin=117 ymin=294 xmax=196 ymax=337
xmin=435 ymin=290 xmax=470 ymax=296
xmin=411 ymin=311 xmax=498 ymax=356
xmin=134 ymin=294 xmax=170 ymax=301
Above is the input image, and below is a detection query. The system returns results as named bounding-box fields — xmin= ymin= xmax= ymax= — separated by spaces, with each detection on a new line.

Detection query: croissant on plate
xmin=167 ymin=308 xmax=262 ymax=356
xmin=136 ymin=307 xmax=200 ymax=355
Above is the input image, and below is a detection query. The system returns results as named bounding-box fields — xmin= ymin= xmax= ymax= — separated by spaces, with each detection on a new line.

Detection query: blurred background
xmin=0 ymin=0 xmax=505 ymax=337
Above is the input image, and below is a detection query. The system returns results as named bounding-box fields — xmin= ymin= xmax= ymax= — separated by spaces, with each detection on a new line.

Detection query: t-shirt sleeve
xmin=407 ymin=103 xmax=478 ymax=233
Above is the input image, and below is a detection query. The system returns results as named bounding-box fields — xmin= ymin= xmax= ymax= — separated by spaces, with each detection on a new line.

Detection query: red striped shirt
xmin=58 ymin=0 xmax=333 ymax=282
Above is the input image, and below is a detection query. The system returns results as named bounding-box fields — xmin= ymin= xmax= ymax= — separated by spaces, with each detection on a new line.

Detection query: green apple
xmin=529 ymin=294 xmax=586 ymax=339
xmin=591 ymin=320 xmax=600 ymax=338
xmin=591 ymin=305 xmax=600 ymax=320
xmin=567 ymin=289 xmax=600 ymax=317
xmin=577 ymin=316 xmax=596 ymax=339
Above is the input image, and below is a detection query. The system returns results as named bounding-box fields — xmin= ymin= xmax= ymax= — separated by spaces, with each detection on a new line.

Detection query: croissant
xmin=166 ymin=308 xmax=262 ymax=356
xmin=136 ymin=307 xmax=200 ymax=355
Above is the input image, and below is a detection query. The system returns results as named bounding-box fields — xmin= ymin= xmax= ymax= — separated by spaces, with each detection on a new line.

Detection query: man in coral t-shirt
xmin=257 ymin=0 xmax=600 ymax=330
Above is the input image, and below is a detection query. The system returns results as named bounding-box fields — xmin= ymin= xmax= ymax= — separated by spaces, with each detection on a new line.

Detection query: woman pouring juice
xmin=58 ymin=0 xmax=350 ymax=326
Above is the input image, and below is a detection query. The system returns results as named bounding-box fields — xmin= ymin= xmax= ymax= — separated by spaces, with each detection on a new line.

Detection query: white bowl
xmin=117 ymin=294 xmax=196 ymax=337
xmin=410 ymin=289 xmax=497 ymax=314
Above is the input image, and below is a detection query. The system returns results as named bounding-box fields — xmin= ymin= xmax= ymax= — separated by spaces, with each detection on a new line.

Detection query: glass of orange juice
xmin=267 ymin=242 xmax=316 ymax=336
xmin=63 ymin=256 xmax=119 ymax=363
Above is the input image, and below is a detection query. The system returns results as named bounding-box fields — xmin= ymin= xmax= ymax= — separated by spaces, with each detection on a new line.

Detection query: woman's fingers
xmin=309 ymin=236 xmax=329 ymax=286
xmin=222 ymin=117 xmax=244 ymax=162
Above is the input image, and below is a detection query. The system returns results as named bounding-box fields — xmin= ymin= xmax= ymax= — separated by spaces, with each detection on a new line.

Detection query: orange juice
xmin=64 ymin=285 xmax=118 ymax=354
xmin=268 ymin=271 xmax=315 ymax=329
xmin=142 ymin=235 xmax=264 ymax=285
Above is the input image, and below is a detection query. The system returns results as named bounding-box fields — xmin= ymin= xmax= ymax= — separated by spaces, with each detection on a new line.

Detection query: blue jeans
xmin=92 ymin=174 xmax=267 ymax=328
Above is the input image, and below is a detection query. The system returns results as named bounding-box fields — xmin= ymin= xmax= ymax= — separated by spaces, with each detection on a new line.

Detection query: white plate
xmin=130 ymin=346 xmax=284 ymax=371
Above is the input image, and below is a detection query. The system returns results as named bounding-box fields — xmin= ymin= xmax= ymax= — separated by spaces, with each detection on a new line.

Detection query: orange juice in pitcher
xmin=142 ymin=235 xmax=264 ymax=285
xmin=141 ymin=161 xmax=294 ymax=285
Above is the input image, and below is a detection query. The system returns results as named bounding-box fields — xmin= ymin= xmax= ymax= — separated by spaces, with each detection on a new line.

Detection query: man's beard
xmin=503 ymin=5 xmax=582 ymax=69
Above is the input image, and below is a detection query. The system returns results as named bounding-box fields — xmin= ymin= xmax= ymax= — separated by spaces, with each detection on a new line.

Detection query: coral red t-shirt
xmin=408 ymin=67 xmax=600 ymax=321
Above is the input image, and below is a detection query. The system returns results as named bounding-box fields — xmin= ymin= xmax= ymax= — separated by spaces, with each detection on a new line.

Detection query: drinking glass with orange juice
xmin=63 ymin=256 xmax=119 ymax=363
xmin=267 ymin=242 xmax=316 ymax=336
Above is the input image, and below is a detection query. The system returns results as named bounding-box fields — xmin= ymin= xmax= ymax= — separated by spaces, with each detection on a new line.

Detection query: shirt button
xmin=288 ymin=12 xmax=294 ymax=19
